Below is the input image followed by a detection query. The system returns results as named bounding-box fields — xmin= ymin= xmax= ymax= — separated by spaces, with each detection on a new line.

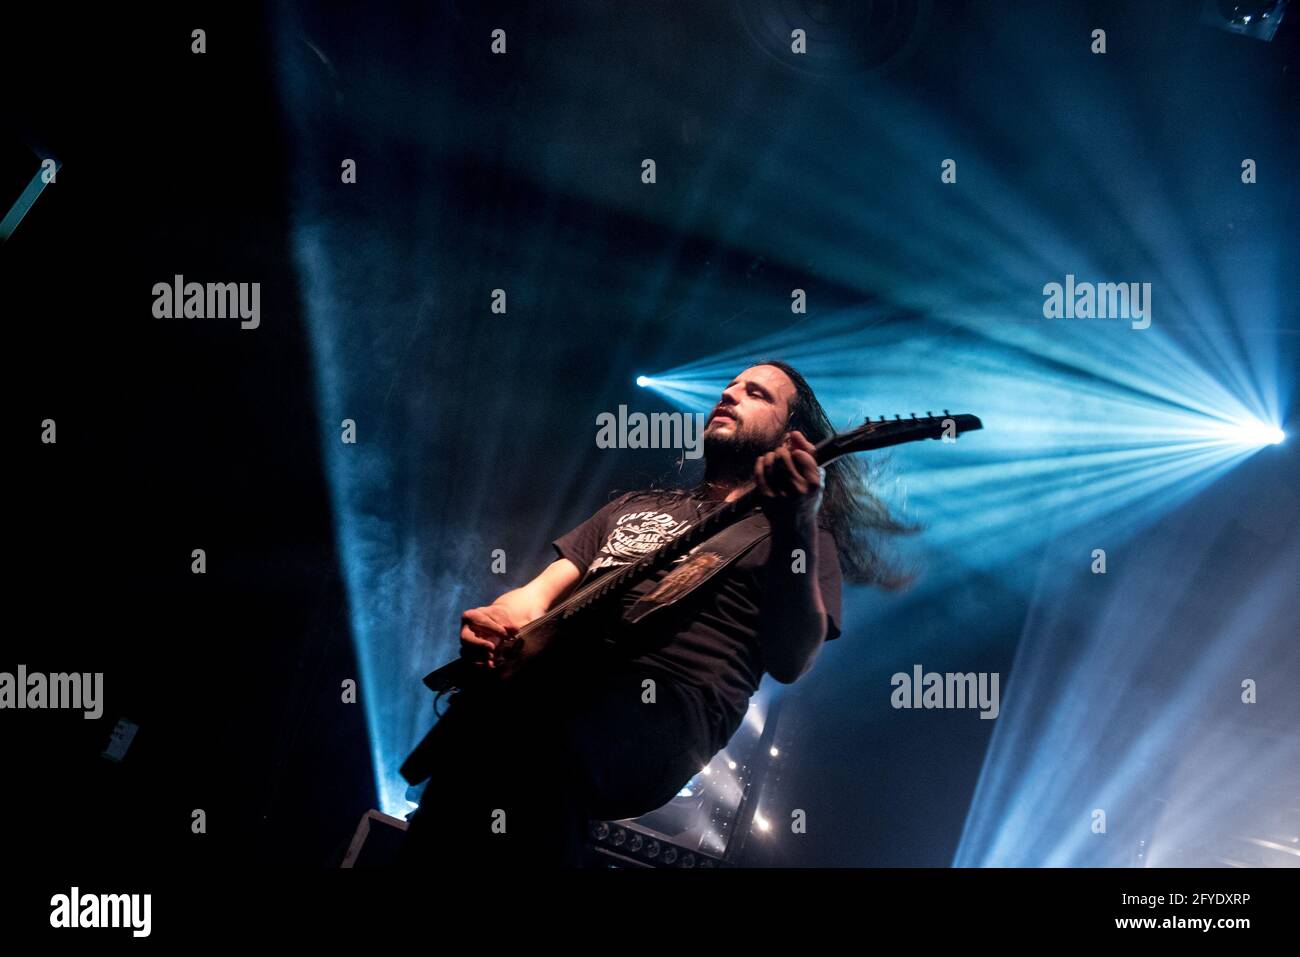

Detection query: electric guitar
xmin=422 ymin=411 xmax=982 ymax=696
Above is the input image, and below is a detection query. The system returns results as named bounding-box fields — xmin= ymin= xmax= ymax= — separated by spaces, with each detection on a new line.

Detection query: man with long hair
xmin=398 ymin=361 xmax=907 ymax=867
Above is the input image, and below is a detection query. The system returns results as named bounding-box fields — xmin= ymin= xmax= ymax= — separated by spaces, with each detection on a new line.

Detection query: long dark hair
xmin=644 ymin=359 xmax=916 ymax=588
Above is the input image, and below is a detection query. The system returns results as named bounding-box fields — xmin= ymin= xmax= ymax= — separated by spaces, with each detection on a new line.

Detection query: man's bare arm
xmin=752 ymin=430 xmax=831 ymax=683
xmin=757 ymin=517 xmax=829 ymax=683
xmin=489 ymin=558 xmax=583 ymax=621
xmin=460 ymin=558 xmax=583 ymax=665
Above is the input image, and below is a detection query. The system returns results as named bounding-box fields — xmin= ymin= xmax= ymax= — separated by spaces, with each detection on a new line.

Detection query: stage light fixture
xmin=1202 ymin=0 xmax=1288 ymax=41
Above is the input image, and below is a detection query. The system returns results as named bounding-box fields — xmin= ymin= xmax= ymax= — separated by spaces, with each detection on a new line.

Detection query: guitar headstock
xmin=815 ymin=410 xmax=983 ymax=465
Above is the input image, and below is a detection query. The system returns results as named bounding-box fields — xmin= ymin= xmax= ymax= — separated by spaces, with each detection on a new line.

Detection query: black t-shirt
xmin=551 ymin=489 xmax=843 ymax=755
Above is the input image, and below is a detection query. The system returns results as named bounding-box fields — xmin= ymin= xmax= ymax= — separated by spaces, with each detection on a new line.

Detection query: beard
xmin=702 ymin=423 xmax=782 ymax=485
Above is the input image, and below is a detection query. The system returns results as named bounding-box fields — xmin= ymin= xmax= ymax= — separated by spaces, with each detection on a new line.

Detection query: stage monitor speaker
xmin=340 ymin=809 xmax=409 ymax=868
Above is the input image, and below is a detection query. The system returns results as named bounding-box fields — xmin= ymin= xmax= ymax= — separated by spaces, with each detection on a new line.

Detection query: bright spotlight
xmin=635 ymin=375 xmax=649 ymax=387
xmin=1222 ymin=419 xmax=1286 ymax=447
xmin=1183 ymin=416 xmax=1286 ymax=449
xmin=1253 ymin=424 xmax=1285 ymax=446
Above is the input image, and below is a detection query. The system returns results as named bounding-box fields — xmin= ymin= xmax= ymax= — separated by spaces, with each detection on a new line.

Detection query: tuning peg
xmin=943 ymin=409 xmax=950 ymax=416
xmin=926 ymin=410 xmax=933 ymax=417
xmin=910 ymin=413 xmax=917 ymax=419
xmin=895 ymin=414 xmax=901 ymax=420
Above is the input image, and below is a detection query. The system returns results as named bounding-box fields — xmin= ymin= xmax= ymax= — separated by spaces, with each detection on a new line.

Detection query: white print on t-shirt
xmin=589 ymin=509 xmax=694 ymax=568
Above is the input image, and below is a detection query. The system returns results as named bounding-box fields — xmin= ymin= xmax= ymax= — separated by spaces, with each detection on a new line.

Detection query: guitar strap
xmin=621 ymin=508 xmax=771 ymax=625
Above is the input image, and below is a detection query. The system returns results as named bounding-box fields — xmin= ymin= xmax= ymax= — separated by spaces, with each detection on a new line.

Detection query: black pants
xmin=397 ymin=656 xmax=713 ymax=869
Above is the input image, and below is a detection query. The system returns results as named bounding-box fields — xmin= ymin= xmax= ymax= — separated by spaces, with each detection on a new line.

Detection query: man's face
xmin=704 ymin=364 xmax=798 ymax=457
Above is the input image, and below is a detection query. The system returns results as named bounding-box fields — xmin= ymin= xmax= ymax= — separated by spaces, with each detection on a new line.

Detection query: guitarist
xmin=397 ymin=361 xmax=906 ymax=868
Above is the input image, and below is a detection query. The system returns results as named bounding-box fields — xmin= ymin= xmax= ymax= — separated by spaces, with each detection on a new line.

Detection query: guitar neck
xmin=518 ymin=412 xmax=982 ymax=637
xmin=420 ymin=411 xmax=981 ymax=694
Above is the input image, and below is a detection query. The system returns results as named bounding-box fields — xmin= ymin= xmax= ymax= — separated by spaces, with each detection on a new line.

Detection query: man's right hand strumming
xmin=459 ymin=602 xmax=536 ymax=669
xmin=462 ymin=605 xmax=533 ymax=665
xmin=457 ymin=557 xmax=585 ymax=669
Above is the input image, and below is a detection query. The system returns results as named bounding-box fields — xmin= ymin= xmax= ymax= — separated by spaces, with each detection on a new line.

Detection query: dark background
xmin=3 ymin=0 xmax=1297 ymax=881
